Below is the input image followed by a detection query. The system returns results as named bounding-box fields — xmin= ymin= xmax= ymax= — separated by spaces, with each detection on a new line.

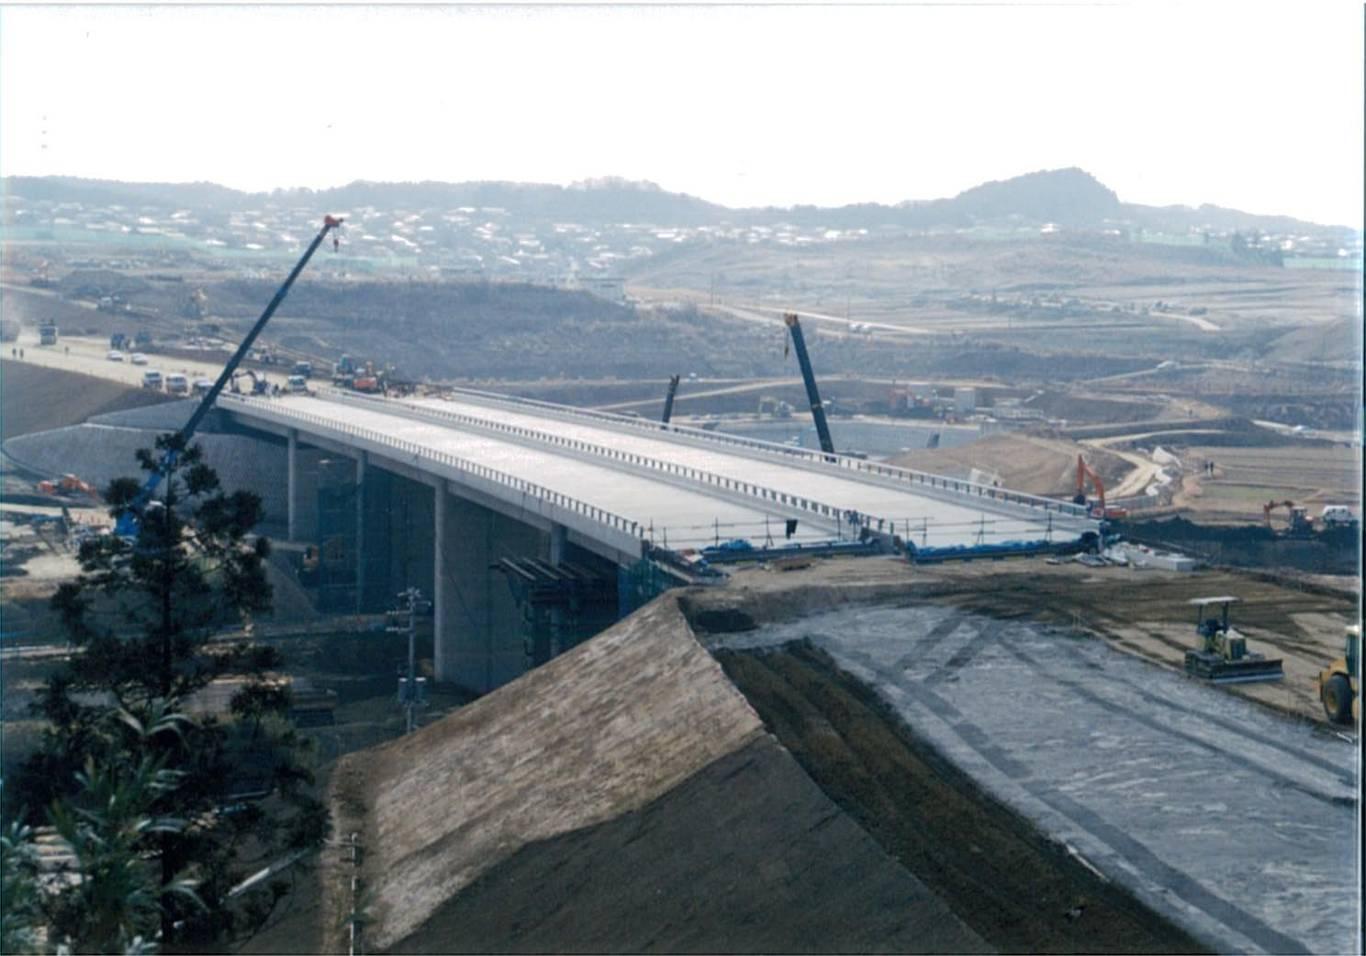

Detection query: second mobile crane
xmin=114 ymin=215 xmax=344 ymax=536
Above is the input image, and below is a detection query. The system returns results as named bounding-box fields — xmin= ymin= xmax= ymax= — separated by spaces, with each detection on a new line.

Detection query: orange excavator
xmin=1262 ymin=500 xmax=1314 ymax=537
xmin=37 ymin=473 xmax=99 ymax=501
xmin=1073 ymin=454 xmax=1128 ymax=520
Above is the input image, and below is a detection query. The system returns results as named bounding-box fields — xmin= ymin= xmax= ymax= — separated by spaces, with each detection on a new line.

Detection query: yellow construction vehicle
xmin=1184 ymin=596 xmax=1284 ymax=683
xmin=1317 ymin=624 xmax=1359 ymax=725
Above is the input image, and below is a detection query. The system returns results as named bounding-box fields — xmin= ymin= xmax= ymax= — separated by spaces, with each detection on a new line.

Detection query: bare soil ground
xmin=387 ymin=736 xmax=989 ymax=955
xmin=323 ymin=597 xmax=769 ymax=952
xmin=703 ymin=557 xmax=1357 ymax=726
xmin=0 ymin=358 xmax=171 ymax=442
xmin=713 ymin=642 xmax=1211 ymax=955
xmin=312 ymin=584 xmax=1225 ymax=955
xmin=1176 ymin=445 xmax=1359 ymax=522
xmin=891 ymin=433 xmax=1127 ymax=497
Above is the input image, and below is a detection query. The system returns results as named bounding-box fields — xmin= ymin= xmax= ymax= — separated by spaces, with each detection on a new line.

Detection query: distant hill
xmin=950 ymin=167 xmax=1122 ymax=224
xmin=3 ymin=175 xmax=725 ymax=227
xmin=2 ymin=168 xmax=1346 ymax=234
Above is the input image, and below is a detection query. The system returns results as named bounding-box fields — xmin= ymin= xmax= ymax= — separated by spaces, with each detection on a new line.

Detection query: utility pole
xmin=388 ymin=587 xmax=426 ymax=733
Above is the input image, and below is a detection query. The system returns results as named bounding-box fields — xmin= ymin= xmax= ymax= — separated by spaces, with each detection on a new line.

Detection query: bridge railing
xmin=325 ymin=386 xmax=1090 ymax=526
xmin=417 ymin=385 xmax=1092 ymax=520
xmin=218 ymin=395 xmax=645 ymax=545
xmin=311 ymin=388 xmax=881 ymax=537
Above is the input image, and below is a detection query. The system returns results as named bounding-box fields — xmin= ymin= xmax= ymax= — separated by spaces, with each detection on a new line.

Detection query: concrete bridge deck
xmin=221 ymin=387 xmax=1096 ymax=556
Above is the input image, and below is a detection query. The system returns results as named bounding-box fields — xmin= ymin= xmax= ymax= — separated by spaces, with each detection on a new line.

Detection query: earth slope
xmin=324 ymin=595 xmax=987 ymax=954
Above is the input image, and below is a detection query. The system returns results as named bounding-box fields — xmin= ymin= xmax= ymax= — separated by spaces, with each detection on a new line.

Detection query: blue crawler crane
xmin=114 ymin=215 xmax=344 ymax=536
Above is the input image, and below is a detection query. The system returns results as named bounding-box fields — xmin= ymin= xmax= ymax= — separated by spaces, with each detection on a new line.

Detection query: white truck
xmin=1320 ymin=505 xmax=1358 ymax=529
xmin=166 ymin=373 xmax=190 ymax=397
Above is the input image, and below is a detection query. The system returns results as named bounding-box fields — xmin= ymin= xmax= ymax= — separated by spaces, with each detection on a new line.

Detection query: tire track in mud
xmin=823 ymin=642 xmax=1314 ymax=955
xmin=993 ymin=639 xmax=1351 ymax=806
xmin=716 ymin=642 xmax=1212 ymax=955
xmin=1004 ymin=628 xmax=1354 ymax=788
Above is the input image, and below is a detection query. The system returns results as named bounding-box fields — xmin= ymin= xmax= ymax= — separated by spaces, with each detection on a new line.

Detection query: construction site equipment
xmin=182 ymin=287 xmax=209 ymax=319
xmin=31 ymin=260 xmax=54 ymax=288
xmin=661 ymin=374 xmax=681 ymax=425
xmin=1073 ymin=454 xmax=1128 ymax=520
xmin=1263 ymin=500 xmax=1314 ymax=537
xmin=230 ymin=369 xmax=270 ymax=395
xmin=115 ymin=215 xmax=344 ymax=537
xmin=39 ymin=322 xmax=58 ymax=345
xmin=351 ymin=364 xmax=384 ymax=393
xmin=1184 ymin=597 xmax=1284 ymax=684
xmin=757 ymin=395 xmax=794 ymax=418
xmin=1317 ymin=624 xmax=1359 ymax=725
xmin=701 ymin=537 xmax=884 ymax=564
xmin=907 ymin=537 xmax=1071 ymax=564
xmin=37 ymin=473 xmax=98 ymax=500
xmin=1319 ymin=505 xmax=1358 ymax=530
xmin=333 ymin=354 xmax=385 ymax=393
xmin=783 ymin=312 xmax=835 ymax=457
xmin=332 ymin=354 xmax=357 ymax=385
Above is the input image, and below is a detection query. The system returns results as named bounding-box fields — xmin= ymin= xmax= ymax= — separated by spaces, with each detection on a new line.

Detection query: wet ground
xmin=709 ymin=603 xmax=1360 ymax=955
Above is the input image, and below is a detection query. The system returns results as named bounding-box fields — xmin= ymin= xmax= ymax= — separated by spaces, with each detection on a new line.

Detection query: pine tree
xmin=15 ymin=434 xmax=329 ymax=949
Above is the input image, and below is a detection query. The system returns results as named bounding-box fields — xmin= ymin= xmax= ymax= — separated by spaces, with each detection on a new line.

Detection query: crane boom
xmin=661 ymin=374 xmax=681 ymax=425
xmin=115 ymin=215 xmax=343 ymax=535
xmin=783 ymin=312 xmax=835 ymax=457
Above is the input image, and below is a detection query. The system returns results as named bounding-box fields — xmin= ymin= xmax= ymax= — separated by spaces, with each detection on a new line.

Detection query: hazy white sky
xmin=2 ymin=2 xmax=1362 ymax=225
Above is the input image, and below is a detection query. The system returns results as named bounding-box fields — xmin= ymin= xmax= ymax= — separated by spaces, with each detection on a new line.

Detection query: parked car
xmin=130 ymin=353 xmax=149 ymax=365
xmin=192 ymin=378 xmax=214 ymax=397
xmin=287 ymin=374 xmax=309 ymax=394
xmin=166 ymin=373 xmax=190 ymax=396
xmin=142 ymin=370 xmax=164 ymax=390
xmin=106 ymin=349 xmax=125 ymax=362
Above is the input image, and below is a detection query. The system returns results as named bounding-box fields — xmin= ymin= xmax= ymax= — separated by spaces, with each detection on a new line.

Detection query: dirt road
xmin=10 ymin=329 xmax=235 ymax=390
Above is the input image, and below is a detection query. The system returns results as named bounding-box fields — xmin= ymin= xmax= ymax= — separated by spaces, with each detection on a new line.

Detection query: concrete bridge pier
xmin=287 ymin=428 xmax=299 ymax=541
xmin=432 ymin=485 xmax=546 ymax=694
xmin=354 ymin=451 xmax=367 ymax=613
xmin=548 ymin=523 xmax=567 ymax=658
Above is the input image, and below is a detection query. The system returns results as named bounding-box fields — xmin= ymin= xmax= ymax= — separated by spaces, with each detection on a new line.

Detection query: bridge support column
xmin=286 ymin=428 xmax=298 ymax=541
xmin=548 ymin=523 xmax=567 ymax=657
xmin=433 ymin=493 xmax=543 ymax=694
xmin=354 ymin=452 xmax=367 ymax=614
xmin=433 ymin=479 xmax=449 ymax=681
xmin=549 ymin=523 xmax=567 ymax=564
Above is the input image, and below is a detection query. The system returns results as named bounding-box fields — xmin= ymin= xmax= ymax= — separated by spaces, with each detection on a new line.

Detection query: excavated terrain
xmin=299 ymin=560 xmax=1307 ymax=954
xmin=388 ymin=736 xmax=988 ymax=955
xmin=0 ymin=359 xmax=171 ymax=443
xmin=712 ymin=642 xmax=1210 ymax=954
